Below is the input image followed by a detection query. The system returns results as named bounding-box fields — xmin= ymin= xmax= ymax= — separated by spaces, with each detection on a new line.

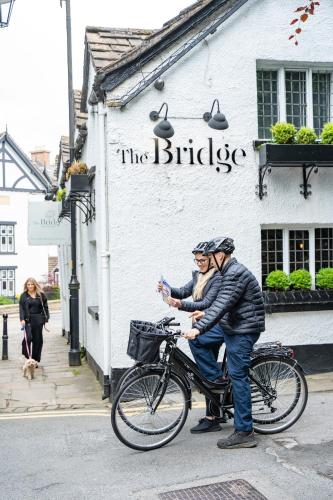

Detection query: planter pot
xmin=67 ymin=174 xmax=90 ymax=194
xmin=264 ymin=289 xmax=333 ymax=313
xmin=259 ymin=144 xmax=333 ymax=167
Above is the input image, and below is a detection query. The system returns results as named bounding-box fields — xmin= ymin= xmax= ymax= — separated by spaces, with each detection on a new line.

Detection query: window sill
xmin=87 ymin=306 xmax=99 ymax=320
xmin=264 ymin=290 xmax=333 ymax=313
xmin=0 ymin=252 xmax=17 ymax=255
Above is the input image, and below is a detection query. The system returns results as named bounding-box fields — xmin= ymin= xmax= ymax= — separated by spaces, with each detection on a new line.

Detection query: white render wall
xmin=0 ymin=191 xmax=52 ymax=295
xmin=76 ymin=0 xmax=333 ymax=372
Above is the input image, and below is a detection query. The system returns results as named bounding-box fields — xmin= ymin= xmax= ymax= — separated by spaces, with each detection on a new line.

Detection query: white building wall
xmin=75 ymin=0 xmax=333 ymax=373
xmin=102 ymin=0 xmax=333 ymax=368
xmin=0 ymin=191 xmax=52 ymax=294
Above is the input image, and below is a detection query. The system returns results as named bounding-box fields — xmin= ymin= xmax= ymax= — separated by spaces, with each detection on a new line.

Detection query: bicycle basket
xmin=127 ymin=320 xmax=168 ymax=363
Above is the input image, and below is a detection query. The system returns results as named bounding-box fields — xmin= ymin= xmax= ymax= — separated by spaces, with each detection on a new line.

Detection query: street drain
xmin=159 ymin=479 xmax=267 ymax=499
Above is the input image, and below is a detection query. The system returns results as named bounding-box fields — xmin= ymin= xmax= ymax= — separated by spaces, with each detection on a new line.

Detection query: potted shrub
xmin=315 ymin=268 xmax=333 ymax=303
xmin=266 ymin=270 xmax=290 ymax=290
xmin=321 ymin=123 xmax=333 ymax=144
xmin=289 ymin=269 xmax=312 ymax=301
xmin=259 ymin=121 xmax=333 ymax=168
xmin=56 ymin=188 xmax=66 ymax=201
xmin=66 ymin=161 xmax=90 ymax=194
xmin=295 ymin=127 xmax=317 ymax=144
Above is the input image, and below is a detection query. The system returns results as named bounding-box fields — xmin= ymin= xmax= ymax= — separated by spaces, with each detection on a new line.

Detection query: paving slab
xmin=0 ymin=312 xmax=108 ymax=413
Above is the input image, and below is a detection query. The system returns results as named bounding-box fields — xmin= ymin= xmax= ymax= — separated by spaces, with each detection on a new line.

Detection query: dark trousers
xmin=22 ymin=319 xmax=44 ymax=362
xmin=224 ymin=332 xmax=259 ymax=432
xmin=189 ymin=324 xmax=224 ymax=417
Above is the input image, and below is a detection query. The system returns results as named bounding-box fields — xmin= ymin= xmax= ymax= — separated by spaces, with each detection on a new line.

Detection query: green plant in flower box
xmin=270 ymin=122 xmax=297 ymax=144
xmin=295 ymin=127 xmax=317 ymax=144
xmin=289 ymin=269 xmax=312 ymax=289
xmin=265 ymin=270 xmax=290 ymax=290
xmin=316 ymin=268 xmax=333 ymax=289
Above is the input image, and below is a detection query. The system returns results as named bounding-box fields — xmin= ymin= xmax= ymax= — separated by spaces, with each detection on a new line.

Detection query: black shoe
xmin=217 ymin=430 xmax=257 ymax=449
xmin=213 ymin=376 xmax=229 ymax=385
xmin=190 ymin=418 xmax=222 ymax=434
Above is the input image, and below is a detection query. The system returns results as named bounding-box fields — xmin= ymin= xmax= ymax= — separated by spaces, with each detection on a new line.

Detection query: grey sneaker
xmin=190 ymin=418 xmax=222 ymax=434
xmin=217 ymin=430 xmax=257 ymax=449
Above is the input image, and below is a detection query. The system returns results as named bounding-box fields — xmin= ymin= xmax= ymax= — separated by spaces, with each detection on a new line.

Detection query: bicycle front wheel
xmin=111 ymin=370 xmax=189 ymax=451
xmin=251 ymin=355 xmax=308 ymax=434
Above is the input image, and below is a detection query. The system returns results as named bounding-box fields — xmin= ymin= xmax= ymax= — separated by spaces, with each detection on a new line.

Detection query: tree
xmin=289 ymin=1 xmax=320 ymax=45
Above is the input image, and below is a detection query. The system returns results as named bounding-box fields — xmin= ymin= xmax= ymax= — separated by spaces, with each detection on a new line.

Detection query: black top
xmin=195 ymin=258 xmax=265 ymax=336
xmin=19 ymin=291 xmax=49 ymax=322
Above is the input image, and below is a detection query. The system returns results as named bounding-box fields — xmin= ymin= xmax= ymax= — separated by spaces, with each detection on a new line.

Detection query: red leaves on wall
xmin=289 ymin=1 xmax=320 ymax=45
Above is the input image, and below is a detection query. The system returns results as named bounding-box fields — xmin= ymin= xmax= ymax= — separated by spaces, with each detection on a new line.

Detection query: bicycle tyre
xmin=251 ymin=355 xmax=308 ymax=434
xmin=111 ymin=370 xmax=189 ymax=451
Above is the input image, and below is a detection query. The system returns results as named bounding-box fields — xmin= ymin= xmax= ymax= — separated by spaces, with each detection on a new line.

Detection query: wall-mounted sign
xmin=116 ymin=138 xmax=246 ymax=172
xmin=28 ymin=201 xmax=70 ymax=246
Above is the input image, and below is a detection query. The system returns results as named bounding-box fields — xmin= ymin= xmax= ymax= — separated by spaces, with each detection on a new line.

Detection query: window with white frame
xmin=257 ymin=67 xmax=333 ymax=139
xmin=0 ymin=224 xmax=15 ymax=253
xmin=261 ymin=227 xmax=333 ymax=288
xmin=0 ymin=269 xmax=16 ymax=297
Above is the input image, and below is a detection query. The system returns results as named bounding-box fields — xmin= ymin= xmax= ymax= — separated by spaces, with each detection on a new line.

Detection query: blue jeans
xmin=189 ymin=324 xmax=225 ymax=417
xmin=224 ymin=332 xmax=260 ymax=432
xmin=189 ymin=323 xmax=224 ymax=381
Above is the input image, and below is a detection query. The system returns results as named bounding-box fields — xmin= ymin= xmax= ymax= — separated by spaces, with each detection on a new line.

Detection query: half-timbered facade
xmin=0 ymin=131 xmax=51 ymax=297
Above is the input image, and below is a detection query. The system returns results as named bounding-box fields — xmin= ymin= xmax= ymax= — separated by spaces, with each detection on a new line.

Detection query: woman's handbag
xmin=39 ymin=294 xmax=50 ymax=331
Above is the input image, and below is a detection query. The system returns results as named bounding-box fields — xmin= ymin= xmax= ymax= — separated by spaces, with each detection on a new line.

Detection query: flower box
xmin=259 ymin=144 xmax=333 ymax=168
xmin=264 ymin=289 xmax=333 ymax=313
xmin=67 ymin=174 xmax=90 ymax=194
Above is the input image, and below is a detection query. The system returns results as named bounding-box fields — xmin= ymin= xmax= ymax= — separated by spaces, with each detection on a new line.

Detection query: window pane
xmin=286 ymin=71 xmax=306 ymax=128
xmin=261 ymin=229 xmax=284 ymax=287
xmin=315 ymin=228 xmax=333 ymax=272
xmin=313 ymin=73 xmax=331 ymax=136
xmin=289 ymin=230 xmax=309 ymax=271
xmin=257 ymin=70 xmax=278 ymax=139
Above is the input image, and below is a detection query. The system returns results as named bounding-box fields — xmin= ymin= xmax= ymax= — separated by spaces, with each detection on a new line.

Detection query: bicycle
xmin=111 ymin=317 xmax=308 ymax=451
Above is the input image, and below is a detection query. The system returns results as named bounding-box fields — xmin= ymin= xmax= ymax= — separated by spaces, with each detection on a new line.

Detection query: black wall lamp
xmin=149 ymin=102 xmax=174 ymax=139
xmin=203 ymin=99 xmax=229 ymax=130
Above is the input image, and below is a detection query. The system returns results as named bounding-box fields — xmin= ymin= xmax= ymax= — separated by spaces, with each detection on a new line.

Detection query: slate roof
xmin=81 ymin=0 xmax=244 ymax=110
xmin=74 ymin=90 xmax=88 ymax=129
xmin=85 ymin=26 xmax=154 ymax=71
xmin=98 ymin=0 xmax=212 ymax=77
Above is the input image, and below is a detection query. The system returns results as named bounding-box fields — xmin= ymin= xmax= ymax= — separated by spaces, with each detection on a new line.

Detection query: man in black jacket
xmin=184 ymin=236 xmax=265 ymax=449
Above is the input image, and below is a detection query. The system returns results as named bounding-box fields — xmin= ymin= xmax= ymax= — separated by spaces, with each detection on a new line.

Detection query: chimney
xmin=30 ymin=148 xmax=50 ymax=167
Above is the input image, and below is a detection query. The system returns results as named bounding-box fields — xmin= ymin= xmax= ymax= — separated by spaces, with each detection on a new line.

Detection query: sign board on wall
xmin=28 ymin=202 xmax=70 ymax=245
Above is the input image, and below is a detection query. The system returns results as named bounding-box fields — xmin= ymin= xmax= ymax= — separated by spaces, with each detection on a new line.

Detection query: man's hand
xmin=190 ymin=310 xmax=205 ymax=321
xmin=183 ymin=328 xmax=200 ymax=340
xmin=166 ymin=297 xmax=181 ymax=308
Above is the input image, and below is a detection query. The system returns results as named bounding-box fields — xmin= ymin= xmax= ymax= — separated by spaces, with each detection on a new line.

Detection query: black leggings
xmin=22 ymin=319 xmax=44 ymax=362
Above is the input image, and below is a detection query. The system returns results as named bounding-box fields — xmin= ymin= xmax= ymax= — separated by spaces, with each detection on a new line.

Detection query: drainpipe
xmin=97 ymin=102 xmax=111 ymax=399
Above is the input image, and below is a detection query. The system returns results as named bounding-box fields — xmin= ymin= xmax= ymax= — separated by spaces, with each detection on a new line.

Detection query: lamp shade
xmin=208 ymin=112 xmax=229 ymax=130
xmin=153 ymin=119 xmax=174 ymax=139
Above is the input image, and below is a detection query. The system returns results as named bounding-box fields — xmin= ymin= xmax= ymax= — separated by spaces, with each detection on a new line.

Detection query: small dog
xmin=23 ymin=358 xmax=38 ymax=380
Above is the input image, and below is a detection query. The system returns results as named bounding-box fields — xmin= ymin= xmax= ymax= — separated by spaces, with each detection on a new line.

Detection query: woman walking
xmin=19 ymin=278 xmax=49 ymax=365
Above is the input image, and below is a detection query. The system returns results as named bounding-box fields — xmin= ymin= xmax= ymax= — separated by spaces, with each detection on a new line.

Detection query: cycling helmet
xmin=192 ymin=241 xmax=208 ymax=254
xmin=203 ymin=237 xmax=235 ymax=255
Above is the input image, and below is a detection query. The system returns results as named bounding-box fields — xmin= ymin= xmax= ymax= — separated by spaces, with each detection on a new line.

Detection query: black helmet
xmin=203 ymin=237 xmax=235 ymax=255
xmin=192 ymin=241 xmax=208 ymax=254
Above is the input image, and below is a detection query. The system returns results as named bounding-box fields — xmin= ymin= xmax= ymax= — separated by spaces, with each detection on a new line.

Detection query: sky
xmin=0 ymin=0 xmax=191 ymax=162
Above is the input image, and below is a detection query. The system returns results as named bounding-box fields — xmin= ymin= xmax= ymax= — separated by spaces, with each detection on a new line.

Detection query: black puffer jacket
xmin=170 ymin=270 xmax=222 ymax=313
xmin=194 ymin=258 xmax=265 ymax=336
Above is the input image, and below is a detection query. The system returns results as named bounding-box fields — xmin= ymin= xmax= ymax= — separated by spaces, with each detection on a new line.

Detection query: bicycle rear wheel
xmin=250 ymin=355 xmax=308 ymax=434
xmin=111 ymin=370 xmax=189 ymax=451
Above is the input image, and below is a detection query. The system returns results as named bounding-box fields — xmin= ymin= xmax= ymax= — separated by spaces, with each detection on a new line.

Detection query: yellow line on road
xmin=0 ymin=409 xmax=110 ymax=420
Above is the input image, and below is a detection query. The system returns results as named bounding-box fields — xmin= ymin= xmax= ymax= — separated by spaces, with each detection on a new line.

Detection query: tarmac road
xmin=0 ymin=391 xmax=333 ymax=500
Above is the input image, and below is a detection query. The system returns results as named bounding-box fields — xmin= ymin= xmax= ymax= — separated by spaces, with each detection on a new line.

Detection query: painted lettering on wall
xmin=116 ymin=138 xmax=246 ymax=173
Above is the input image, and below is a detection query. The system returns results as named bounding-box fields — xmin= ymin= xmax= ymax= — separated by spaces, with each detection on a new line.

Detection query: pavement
xmin=1 ymin=310 xmax=333 ymax=414
xmin=0 ymin=311 xmax=110 ymax=414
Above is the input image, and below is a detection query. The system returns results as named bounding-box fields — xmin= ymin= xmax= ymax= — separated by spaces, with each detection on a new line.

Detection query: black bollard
xmin=2 ymin=314 xmax=8 ymax=360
